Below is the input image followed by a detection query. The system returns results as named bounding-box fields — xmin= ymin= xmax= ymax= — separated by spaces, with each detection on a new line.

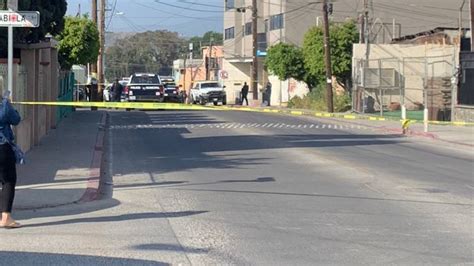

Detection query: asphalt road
xmin=2 ymin=110 xmax=473 ymax=265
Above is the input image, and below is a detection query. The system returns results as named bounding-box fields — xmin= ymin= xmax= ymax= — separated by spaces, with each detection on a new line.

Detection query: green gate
xmin=57 ymin=71 xmax=75 ymax=123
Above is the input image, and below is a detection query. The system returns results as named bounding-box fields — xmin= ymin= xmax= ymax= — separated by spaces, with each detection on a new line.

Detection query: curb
xmin=78 ymin=112 xmax=108 ymax=203
xmin=230 ymin=106 xmax=474 ymax=144
xmin=225 ymin=105 xmax=474 ymax=127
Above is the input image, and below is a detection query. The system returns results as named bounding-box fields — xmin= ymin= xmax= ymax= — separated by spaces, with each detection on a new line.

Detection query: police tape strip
xmin=12 ymin=101 xmax=474 ymax=127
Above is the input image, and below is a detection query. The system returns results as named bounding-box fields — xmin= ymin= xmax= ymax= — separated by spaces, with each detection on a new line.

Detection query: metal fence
xmin=352 ymin=54 xmax=456 ymax=121
xmin=57 ymin=71 xmax=75 ymax=123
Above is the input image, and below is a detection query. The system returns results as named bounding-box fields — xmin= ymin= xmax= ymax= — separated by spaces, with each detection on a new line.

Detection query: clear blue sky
xmin=66 ymin=0 xmax=224 ymax=37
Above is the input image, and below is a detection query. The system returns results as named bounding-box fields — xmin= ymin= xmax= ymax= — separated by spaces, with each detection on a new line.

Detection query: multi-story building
xmin=222 ymin=0 xmax=469 ymax=106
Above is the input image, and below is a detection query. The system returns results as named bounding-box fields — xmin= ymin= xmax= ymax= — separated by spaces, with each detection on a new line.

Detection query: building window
xmin=244 ymin=22 xmax=252 ymax=36
xmin=225 ymin=27 xmax=235 ymax=40
xmin=270 ymin=13 xmax=284 ymax=31
xmin=225 ymin=0 xmax=235 ymax=10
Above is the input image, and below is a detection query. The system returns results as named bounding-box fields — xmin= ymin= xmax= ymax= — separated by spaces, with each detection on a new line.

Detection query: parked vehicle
xmin=119 ymin=79 xmax=129 ymax=102
xmin=103 ymin=84 xmax=112 ymax=102
xmin=123 ymin=73 xmax=164 ymax=102
xmin=190 ymin=81 xmax=227 ymax=105
xmin=161 ymin=78 xmax=183 ymax=103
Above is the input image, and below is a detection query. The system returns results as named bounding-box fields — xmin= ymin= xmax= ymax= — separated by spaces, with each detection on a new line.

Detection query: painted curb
xmin=78 ymin=112 xmax=108 ymax=203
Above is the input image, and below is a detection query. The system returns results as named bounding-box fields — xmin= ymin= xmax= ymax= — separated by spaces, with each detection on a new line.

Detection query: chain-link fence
xmin=352 ymin=54 xmax=456 ymax=121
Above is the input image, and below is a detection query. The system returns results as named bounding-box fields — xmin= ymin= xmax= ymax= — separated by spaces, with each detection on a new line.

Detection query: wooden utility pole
xmin=251 ymin=0 xmax=258 ymax=100
xmin=364 ymin=0 xmax=370 ymax=64
xmin=471 ymin=0 xmax=473 ymax=51
xmin=322 ymin=0 xmax=334 ymax=113
xmin=91 ymin=0 xmax=98 ymax=75
xmin=98 ymin=0 xmax=105 ymax=94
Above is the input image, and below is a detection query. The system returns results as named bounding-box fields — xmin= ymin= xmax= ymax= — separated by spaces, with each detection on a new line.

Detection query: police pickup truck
xmin=124 ymin=73 xmax=164 ymax=102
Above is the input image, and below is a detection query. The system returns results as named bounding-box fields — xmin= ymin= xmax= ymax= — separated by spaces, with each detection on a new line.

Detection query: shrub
xmin=288 ymin=85 xmax=351 ymax=112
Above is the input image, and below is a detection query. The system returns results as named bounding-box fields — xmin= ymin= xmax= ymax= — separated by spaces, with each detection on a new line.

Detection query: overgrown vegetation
xmin=288 ymin=85 xmax=352 ymax=112
xmin=265 ymin=20 xmax=358 ymax=112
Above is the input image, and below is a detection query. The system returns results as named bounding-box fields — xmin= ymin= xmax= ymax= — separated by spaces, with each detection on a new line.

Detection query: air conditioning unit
xmin=363 ymin=68 xmax=400 ymax=88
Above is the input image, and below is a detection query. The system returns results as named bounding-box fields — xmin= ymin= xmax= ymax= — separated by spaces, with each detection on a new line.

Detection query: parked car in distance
xmin=103 ymin=84 xmax=112 ymax=102
xmin=161 ymin=78 xmax=183 ymax=103
xmin=190 ymin=81 xmax=226 ymax=106
xmin=123 ymin=73 xmax=164 ymax=102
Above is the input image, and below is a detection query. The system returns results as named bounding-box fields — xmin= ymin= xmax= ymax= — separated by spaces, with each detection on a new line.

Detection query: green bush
xmin=288 ymin=85 xmax=351 ymax=112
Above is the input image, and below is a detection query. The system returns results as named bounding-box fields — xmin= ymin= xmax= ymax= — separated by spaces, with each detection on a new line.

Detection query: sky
xmin=66 ymin=0 xmax=224 ymax=37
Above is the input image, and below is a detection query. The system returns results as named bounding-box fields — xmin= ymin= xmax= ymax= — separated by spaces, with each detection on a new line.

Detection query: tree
xmin=188 ymin=31 xmax=223 ymax=58
xmin=56 ymin=16 xmax=100 ymax=70
xmin=303 ymin=20 xmax=359 ymax=90
xmin=0 ymin=0 xmax=67 ymax=56
xmin=105 ymin=30 xmax=186 ymax=80
xmin=264 ymin=21 xmax=358 ymax=91
xmin=265 ymin=43 xmax=318 ymax=90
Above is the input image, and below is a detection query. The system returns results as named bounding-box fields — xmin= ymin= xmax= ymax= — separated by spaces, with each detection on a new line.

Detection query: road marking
xmin=110 ymin=123 xmax=372 ymax=131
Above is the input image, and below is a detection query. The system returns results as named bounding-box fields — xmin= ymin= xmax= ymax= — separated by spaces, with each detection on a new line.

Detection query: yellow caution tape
xmin=12 ymin=101 xmax=474 ymax=126
xmin=13 ymin=101 xmax=217 ymax=111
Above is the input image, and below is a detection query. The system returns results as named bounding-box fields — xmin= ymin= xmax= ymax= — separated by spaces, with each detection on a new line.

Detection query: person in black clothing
xmin=111 ymin=79 xmax=124 ymax=102
xmin=241 ymin=82 xmax=249 ymax=106
xmin=264 ymin=82 xmax=272 ymax=106
xmin=0 ymin=92 xmax=22 ymax=229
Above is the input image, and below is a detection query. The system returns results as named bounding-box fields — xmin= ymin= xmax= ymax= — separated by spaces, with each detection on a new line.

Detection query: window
xmin=225 ymin=27 xmax=235 ymax=40
xmin=130 ymin=75 xmax=160 ymax=84
xmin=244 ymin=22 xmax=252 ymax=36
xmin=225 ymin=0 xmax=235 ymax=10
xmin=270 ymin=13 xmax=284 ymax=31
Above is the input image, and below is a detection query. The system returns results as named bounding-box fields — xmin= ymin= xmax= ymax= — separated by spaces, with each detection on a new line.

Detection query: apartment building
xmin=222 ymin=0 xmax=469 ymax=106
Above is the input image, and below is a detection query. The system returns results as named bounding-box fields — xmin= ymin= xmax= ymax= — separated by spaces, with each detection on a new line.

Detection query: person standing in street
xmin=111 ymin=79 xmax=124 ymax=102
xmin=264 ymin=82 xmax=272 ymax=106
xmin=0 ymin=88 xmax=22 ymax=229
xmin=241 ymin=82 xmax=249 ymax=106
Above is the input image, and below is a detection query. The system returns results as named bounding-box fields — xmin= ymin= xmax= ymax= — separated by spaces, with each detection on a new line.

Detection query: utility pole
xmin=322 ymin=0 xmax=334 ymax=113
xmin=206 ymin=34 xmax=214 ymax=80
xmin=364 ymin=0 xmax=370 ymax=64
xmin=459 ymin=0 xmax=466 ymax=39
xmin=471 ymin=0 xmax=473 ymax=51
xmin=91 ymin=0 xmax=98 ymax=76
xmin=98 ymin=0 xmax=106 ymax=97
xmin=251 ymin=0 xmax=258 ymax=100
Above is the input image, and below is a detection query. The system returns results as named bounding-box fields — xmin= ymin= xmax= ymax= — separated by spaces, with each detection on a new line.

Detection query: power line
xmin=153 ymin=0 xmax=223 ymax=13
xmin=106 ymin=0 xmax=118 ymax=30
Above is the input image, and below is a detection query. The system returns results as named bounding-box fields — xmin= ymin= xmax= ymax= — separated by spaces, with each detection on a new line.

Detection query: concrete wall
xmin=5 ymin=42 xmax=60 ymax=152
xmin=454 ymin=105 xmax=474 ymax=122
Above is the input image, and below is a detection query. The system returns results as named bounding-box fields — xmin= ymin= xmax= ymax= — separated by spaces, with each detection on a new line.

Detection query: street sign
xmin=0 ymin=11 xmax=40 ymax=27
xmin=257 ymin=50 xmax=267 ymax=57
xmin=0 ymin=10 xmax=40 ymax=101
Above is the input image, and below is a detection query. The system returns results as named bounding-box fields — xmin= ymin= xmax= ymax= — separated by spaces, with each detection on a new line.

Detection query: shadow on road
xmin=172 ymin=188 xmax=471 ymax=207
xmin=23 ymin=210 xmax=208 ymax=228
xmin=0 ymin=251 xmax=168 ymax=265
xmin=132 ymin=243 xmax=209 ymax=254
xmin=110 ymin=110 xmax=406 ymax=183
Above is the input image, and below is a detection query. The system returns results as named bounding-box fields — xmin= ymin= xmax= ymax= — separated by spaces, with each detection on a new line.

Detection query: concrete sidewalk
xmin=230 ymin=105 xmax=474 ymax=147
xmin=14 ymin=110 xmax=107 ymax=210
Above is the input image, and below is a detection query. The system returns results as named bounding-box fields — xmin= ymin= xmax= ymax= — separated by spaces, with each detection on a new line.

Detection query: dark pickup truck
xmin=124 ymin=73 xmax=164 ymax=102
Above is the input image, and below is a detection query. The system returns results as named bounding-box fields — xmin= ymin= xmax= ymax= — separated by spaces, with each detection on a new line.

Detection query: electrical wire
xmin=106 ymin=0 xmax=118 ymax=30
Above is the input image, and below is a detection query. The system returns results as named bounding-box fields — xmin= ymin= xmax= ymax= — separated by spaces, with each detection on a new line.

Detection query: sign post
xmin=0 ymin=9 xmax=40 ymax=99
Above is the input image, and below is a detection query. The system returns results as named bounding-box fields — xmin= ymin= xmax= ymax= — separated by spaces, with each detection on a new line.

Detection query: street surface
xmin=1 ymin=110 xmax=473 ymax=265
